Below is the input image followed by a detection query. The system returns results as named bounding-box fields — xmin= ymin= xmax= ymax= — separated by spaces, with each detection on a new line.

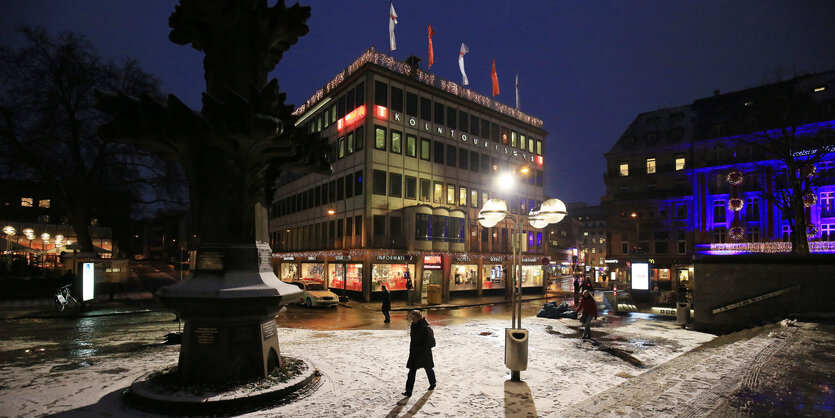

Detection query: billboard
xmin=631 ymin=263 xmax=649 ymax=290
xmin=82 ymin=262 xmax=95 ymax=301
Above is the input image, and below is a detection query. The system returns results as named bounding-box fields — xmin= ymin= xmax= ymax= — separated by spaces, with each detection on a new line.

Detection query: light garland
xmin=806 ymin=223 xmax=818 ymax=238
xmin=726 ymin=170 xmax=744 ymax=186
xmin=271 ymin=249 xmax=519 ymax=262
xmin=728 ymin=198 xmax=744 ymax=211
xmin=803 ymin=192 xmax=817 ymax=207
xmin=702 ymin=241 xmax=835 ymax=254
xmin=292 ymin=47 xmax=544 ymax=128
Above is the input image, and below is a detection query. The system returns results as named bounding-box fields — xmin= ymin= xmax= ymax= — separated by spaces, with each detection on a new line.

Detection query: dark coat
xmin=580 ymin=279 xmax=594 ymax=293
xmin=381 ymin=290 xmax=391 ymax=311
xmin=406 ymin=318 xmax=434 ymax=369
xmin=576 ymin=295 xmax=598 ymax=318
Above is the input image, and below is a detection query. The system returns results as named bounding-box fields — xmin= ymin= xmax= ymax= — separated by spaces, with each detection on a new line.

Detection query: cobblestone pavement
xmin=565 ymin=320 xmax=835 ymax=417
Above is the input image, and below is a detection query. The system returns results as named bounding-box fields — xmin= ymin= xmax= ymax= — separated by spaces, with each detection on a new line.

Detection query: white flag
xmin=458 ymin=43 xmax=469 ymax=85
xmin=515 ymin=73 xmax=520 ymax=110
xmin=389 ymin=3 xmax=398 ymax=51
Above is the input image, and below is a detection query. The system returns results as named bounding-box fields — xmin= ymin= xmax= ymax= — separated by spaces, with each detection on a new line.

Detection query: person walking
xmin=581 ymin=276 xmax=594 ymax=293
xmin=381 ymin=285 xmax=391 ymax=323
xmin=575 ymin=290 xmax=598 ymax=339
xmin=405 ymin=270 xmax=413 ymax=306
xmin=403 ymin=310 xmax=436 ymax=396
xmin=573 ymin=275 xmax=581 ymax=306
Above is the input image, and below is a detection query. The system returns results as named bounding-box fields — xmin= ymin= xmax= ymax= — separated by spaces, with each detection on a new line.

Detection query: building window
xmin=433 ymin=140 xmax=444 ymax=163
xmin=373 ymin=170 xmax=386 ymax=195
xmin=38 ymin=199 xmax=50 ymax=208
xmin=416 ymin=213 xmax=430 ymax=240
xmin=347 ymin=131 xmax=355 ymax=155
xmin=459 ymin=111 xmax=469 ymax=132
xmin=446 ymin=144 xmax=457 ymax=167
xmin=447 ymin=107 xmax=457 ymax=129
xmin=21 ymin=197 xmax=33 ymax=207
xmin=747 ymin=226 xmax=760 ymax=242
xmin=822 ymin=192 xmax=835 ymax=217
xmin=450 ymin=217 xmax=464 ymax=243
xmin=434 ymin=181 xmax=443 ymax=204
xmin=432 ymin=215 xmax=449 ymax=242
xmin=389 ymin=173 xmax=402 ymax=197
xmin=519 ymin=133 xmax=526 ymax=150
xmin=434 ymin=102 xmax=445 ymax=125
xmin=374 ymin=81 xmax=387 ymax=107
xmin=782 ymin=224 xmax=791 ymax=242
xmin=338 ymin=136 xmax=345 ymax=159
xmin=420 ymin=138 xmax=430 ymax=161
xmin=458 ymin=148 xmax=469 ymax=170
xmin=714 ymin=227 xmax=726 ymax=244
xmin=677 ymin=230 xmax=686 ymax=254
xmin=459 ymin=186 xmax=467 ymax=206
xmin=420 ymin=97 xmax=431 ymax=121
xmin=420 ymin=178 xmax=430 ymax=201
xmin=390 ymin=216 xmax=402 ymax=238
xmin=621 ymin=242 xmax=629 ymax=254
xmin=646 ymin=158 xmax=656 ymax=174
xmin=714 ymin=200 xmax=726 ymax=223
xmin=375 ymin=126 xmax=386 ymax=150
xmin=390 ymin=86 xmax=403 ymax=113
xmin=336 ymin=177 xmax=344 ymax=200
xmin=405 ymin=176 xmax=417 ymax=200
xmin=675 ymin=204 xmax=688 ymax=220
xmin=406 ymin=92 xmax=418 ymax=117
xmin=536 ymin=140 xmax=542 ymax=156
xmin=821 ymin=224 xmax=835 ymax=241
xmin=747 ymin=197 xmax=760 ymax=221
xmin=654 ymin=231 xmax=669 ymax=254
xmin=675 ymin=156 xmax=685 ymax=171
xmin=373 ymin=215 xmax=386 ymax=237
xmin=446 ymin=184 xmax=456 ymax=205
xmin=619 ymin=163 xmax=629 ymax=177
xmin=355 ymin=170 xmax=363 ymax=195
xmin=355 ymin=126 xmax=364 ymax=151
xmin=405 ymin=134 xmax=416 ymax=158
xmin=470 ymin=189 xmax=478 ymax=208
xmin=390 ymin=130 xmax=402 ymax=154
xmin=470 ymin=151 xmax=479 ymax=172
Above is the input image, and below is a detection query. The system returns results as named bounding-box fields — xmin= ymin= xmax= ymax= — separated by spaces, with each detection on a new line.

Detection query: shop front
xmin=421 ymin=255 xmax=443 ymax=303
xmin=450 ymin=255 xmax=478 ymax=294
xmin=520 ymin=257 xmax=545 ymax=291
xmin=299 ymin=257 xmax=325 ymax=283
xmin=278 ymin=256 xmax=299 ymax=282
xmin=328 ymin=262 xmax=363 ymax=292
xmin=481 ymin=256 xmax=506 ymax=294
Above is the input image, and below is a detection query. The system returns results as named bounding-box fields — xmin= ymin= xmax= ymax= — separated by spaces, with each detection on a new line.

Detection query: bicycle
xmin=54 ymin=284 xmax=79 ymax=312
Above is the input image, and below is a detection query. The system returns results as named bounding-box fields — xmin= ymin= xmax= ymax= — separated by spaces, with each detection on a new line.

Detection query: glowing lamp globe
xmin=41 ymin=233 xmax=50 ymax=241
xmin=527 ymin=209 xmax=549 ymax=229
xmin=478 ymin=198 xmax=508 ymax=228
xmin=539 ymin=198 xmax=567 ymax=224
xmin=3 ymin=225 xmax=15 ymax=236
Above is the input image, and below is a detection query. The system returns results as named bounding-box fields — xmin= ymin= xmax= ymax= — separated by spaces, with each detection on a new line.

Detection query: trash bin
xmin=427 ymin=284 xmax=442 ymax=305
xmin=505 ymin=328 xmax=529 ymax=371
xmin=676 ymin=302 xmax=690 ymax=326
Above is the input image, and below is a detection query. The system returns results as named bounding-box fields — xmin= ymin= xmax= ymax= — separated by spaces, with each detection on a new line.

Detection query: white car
xmin=290 ymin=280 xmax=339 ymax=308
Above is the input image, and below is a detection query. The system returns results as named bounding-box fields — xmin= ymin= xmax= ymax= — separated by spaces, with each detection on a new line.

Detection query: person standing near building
xmin=573 ymin=275 xmax=581 ymax=306
xmin=575 ymin=290 xmax=598 ymax=339
xmin=581 ymin=276 xmax=594 ymax=293
xmin=381 ymin=285 xmax=391 ymax=323
xmin=403 ymin=310 xmax=436 ymax=396
xmin=405 ymin=268 xmax=413 ymax=306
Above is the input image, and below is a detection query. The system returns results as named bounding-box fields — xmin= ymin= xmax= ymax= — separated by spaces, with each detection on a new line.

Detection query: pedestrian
xmin=575 ymin=290 xmax=598 ymax=339
xmin=573 ymin=275 xmax=581 ymax=306
xmin=403 ymin=309 xmax=436 ymax=396
xmin=581 ymin=276 xmax=594 ymax=293
xmin=405 ymin=270 xmax=413 ymax=306
xmin=381 ymin=285 xmax=391 ymax=323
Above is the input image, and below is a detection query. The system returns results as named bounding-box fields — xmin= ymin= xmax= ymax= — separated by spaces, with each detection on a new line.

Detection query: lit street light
xmin=478 ymin=196 xmax=566 ymax=381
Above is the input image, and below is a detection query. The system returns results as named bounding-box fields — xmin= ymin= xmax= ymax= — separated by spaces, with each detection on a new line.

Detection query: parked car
xmin=289 ymin=280 xmax=339 ymax=308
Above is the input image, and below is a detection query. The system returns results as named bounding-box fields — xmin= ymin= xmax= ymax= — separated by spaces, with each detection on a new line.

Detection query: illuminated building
xmin=269 ymin=48 xmax=548 ymax=303
xmin=603 ymin=70 xmax=835 ymax=293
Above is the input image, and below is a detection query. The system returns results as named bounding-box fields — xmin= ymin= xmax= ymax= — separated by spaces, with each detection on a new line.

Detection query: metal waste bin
xmin=505 ymin=328 xmax=529 ymax=371
xmin=427 ymin=284 xmax=442 ymax=305
xmin=676 ymin=302 xmax=691 ymax=326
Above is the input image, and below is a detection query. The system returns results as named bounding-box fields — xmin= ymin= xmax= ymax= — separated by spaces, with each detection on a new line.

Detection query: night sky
xmin=3 ymin=1 xmax=835 ymax=205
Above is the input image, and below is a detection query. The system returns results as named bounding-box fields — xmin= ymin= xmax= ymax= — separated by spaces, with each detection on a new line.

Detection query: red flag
xmin=491 ymin=59 xmax=500 ymax=96
xmin=428 ymin=25 xmax=435 ymax=69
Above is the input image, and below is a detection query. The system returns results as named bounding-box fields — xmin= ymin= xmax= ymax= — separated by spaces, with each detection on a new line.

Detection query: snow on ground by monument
xmin=0 ymin=315 xmax=713 ymax=417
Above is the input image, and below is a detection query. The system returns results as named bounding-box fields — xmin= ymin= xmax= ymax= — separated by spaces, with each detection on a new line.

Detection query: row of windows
xmin=622 ymin=204 xmax=687 ymax=221
xmin=374 ymin=81 xmax=543 ymax=154
xmin=619 ymin=156 xmax=686 ymax=176
xmin=272 ymin=170 xmax=363 ymax=217
xmin=621 ymin=230 xmax=688 ymax=255
xmin=15 ymin=198 xmax=50 ymax=208
xmin=414 ymin=213 xmax=465 ymax=243
xmin=306 ymin=82 xmax=365 ymax=134
xmin=371 ymin=169 xmax=542 ymax=212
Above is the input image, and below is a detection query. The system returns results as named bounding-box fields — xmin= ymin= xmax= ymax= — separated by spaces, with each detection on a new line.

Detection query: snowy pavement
xmin=0 ymin=314 xmax=716 ymax=417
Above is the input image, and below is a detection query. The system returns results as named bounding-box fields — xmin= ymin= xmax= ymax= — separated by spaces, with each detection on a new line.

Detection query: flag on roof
xmin=491 ymin=59 xmax=500 ymax=97
xmin=428 ymin=25 xmax=435 ymax=69
xmin=389 ymin=3 xmax=397 ymax=51
xmin=458 ymin=43 xmax=469 ymax=85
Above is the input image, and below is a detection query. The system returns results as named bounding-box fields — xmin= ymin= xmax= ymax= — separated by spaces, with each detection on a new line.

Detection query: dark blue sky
xmin=3 ymin=1 xmax=835 ymax=204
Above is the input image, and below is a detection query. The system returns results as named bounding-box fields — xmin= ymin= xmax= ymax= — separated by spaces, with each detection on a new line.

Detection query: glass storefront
xmin=481 ymin=264 xmax=505 ymax=289
xmin=280 ymin=263 xmax=298 ymax=282
xmin=328 ymin=263 xmax=363 ymax=292
xmin=520 ymin=265 xmax=544 ymax=287
xmin=301 ymin=262 xmax=325 ymax=282
xmin=371 ymin=263 xmax=416 ymax=292
xmin=450 ymin=264 xmax=478 ymax=291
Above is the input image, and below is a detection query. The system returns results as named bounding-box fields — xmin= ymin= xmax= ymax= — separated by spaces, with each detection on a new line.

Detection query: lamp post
xmin=478 ymin=192 xmax=566 ymax=381
xmin=328 ymin=206 xmax=349 ymax=301
xmin=3 ymin=225 xmax=16 ymax=271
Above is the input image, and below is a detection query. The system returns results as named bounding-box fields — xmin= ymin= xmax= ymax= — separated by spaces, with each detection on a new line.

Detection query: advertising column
xmin=422 ymin=255 xmax=443 ymax=304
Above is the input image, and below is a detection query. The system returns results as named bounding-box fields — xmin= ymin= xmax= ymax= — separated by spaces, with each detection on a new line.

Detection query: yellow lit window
xmin=675 ymin=157 xmax=686 ymax=171
xmin=646 ymin=158 xmax=656 ymax=174
xmin=619 ymin=163 xmax=629 ymax=177
xmin=38 ymin=199 xmax=50 ymax=208
xmin=21 ymin=197 xmax=33 ymax=207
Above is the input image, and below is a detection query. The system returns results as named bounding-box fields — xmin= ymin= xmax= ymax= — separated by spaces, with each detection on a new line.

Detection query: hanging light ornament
xmin=729 ymin=212 xmax=745 ymax=240
xmin=728 ymin=197 xmax=745 ymax=211
xmin=726 ymin=170 xmax=744 ymax=186
xmin=806 ymin=223 xmax=818 ymax=238
xmin=801 ymin=164 xmax=817 ymax=179
xmin=803 ymin=192 xmax=817 ymax=207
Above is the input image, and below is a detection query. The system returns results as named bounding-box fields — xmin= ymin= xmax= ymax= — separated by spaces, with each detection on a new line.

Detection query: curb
xmin=123 ymin=358 xmax=321 ymax=416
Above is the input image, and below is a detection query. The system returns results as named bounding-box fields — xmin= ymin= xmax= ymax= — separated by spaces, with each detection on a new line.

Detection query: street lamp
xmin=3 ymin=225 xmax=16 ymax=270
xmin=631 ymin=212 xmax=640 ymax=254
xmin=478 ymin=196 xmax=566 ymax=381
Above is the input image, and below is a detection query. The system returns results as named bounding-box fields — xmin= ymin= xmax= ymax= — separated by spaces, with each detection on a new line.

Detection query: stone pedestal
xmin=157 ymin=242 xmax=300 ymax=384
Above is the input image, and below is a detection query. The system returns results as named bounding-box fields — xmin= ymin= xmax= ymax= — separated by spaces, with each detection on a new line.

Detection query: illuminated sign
xmin=536 ymin=156 xmax=544 ymax=166
xmin=374 ymin=105 xmax=388 ymax=119
xmin=377 ymin=255 xmax=406 ymax=262
xmin=282 ymin=256 xmax=295 ymax=261
xmin=604 ymin=259 xmax=618 ymax=264
xmin=82 ymin=263 xmax=95 ymax=302
xmin=631 ymin=263 xmax=649 ymax=290
xmin=423 ymin=255 xmax=442 ymax=264
xmin=337 ymin=105 xmax=366 ymax=131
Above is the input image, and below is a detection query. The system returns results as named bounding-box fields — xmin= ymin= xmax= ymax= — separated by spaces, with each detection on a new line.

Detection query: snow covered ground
xmin=0 ymin=315 xmax=714 ymax=417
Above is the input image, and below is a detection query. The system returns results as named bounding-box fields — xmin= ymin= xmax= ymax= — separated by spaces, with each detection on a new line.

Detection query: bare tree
xmin=0 ymin=27 xmax=184 ymax=253
xmin=732 ymin=76 xmax=835 ymax=255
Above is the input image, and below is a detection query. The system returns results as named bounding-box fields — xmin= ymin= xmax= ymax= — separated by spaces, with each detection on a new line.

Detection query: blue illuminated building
xmin=603 ymin=70 xmax=835 ymax=292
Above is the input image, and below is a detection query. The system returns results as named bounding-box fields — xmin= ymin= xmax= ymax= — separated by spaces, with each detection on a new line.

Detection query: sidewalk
xmin=0 ymin=291 xmax=159 ymax=320
xmin=343 ymin=291 xmax=573 ymax=312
